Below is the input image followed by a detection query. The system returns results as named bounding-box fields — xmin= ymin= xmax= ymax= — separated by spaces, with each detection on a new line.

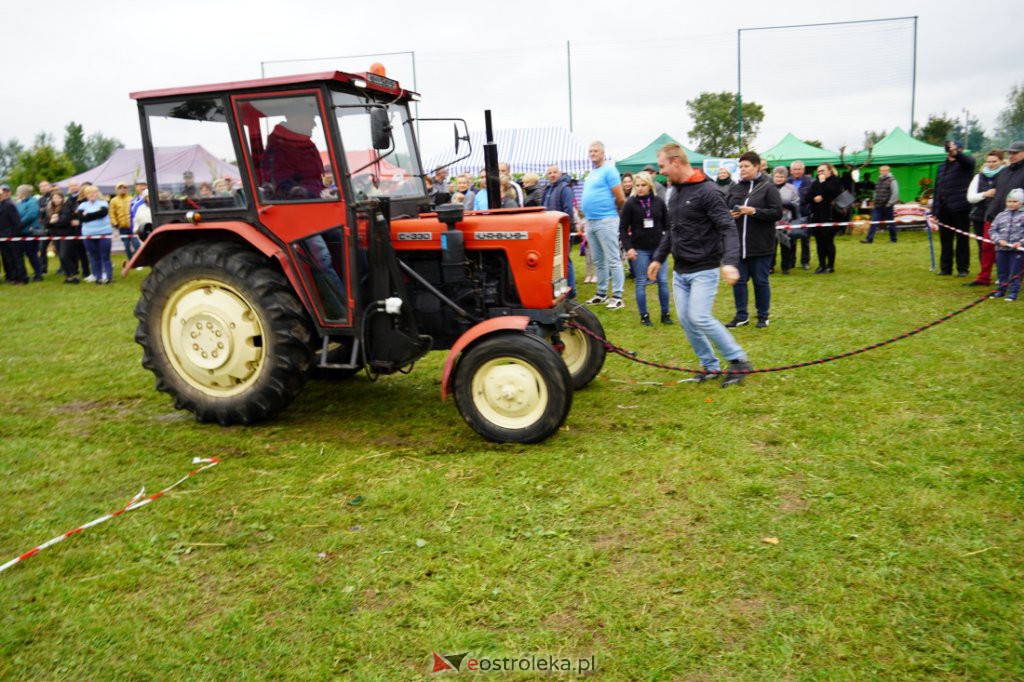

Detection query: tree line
xmin=0 ymin=123 xmax=123 ymax=188
xmin=687 ymin=83 xmax=1024 ymax=157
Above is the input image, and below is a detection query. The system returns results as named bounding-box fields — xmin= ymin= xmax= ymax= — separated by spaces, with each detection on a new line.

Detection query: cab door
xmin=232 ymin=89 xmax=353 ymax=328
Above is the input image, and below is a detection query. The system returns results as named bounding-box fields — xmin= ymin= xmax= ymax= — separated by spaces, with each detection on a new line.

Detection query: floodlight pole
xmin=567 ymin=41 xmax=574 ymax=133
xmin=910 ymin=16 xmax=918 ymax=135
xmin=737 ymin=29 xmax=743 ymax=153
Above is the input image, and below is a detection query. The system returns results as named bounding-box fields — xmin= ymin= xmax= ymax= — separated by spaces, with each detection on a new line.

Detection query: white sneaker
xmin=605 ymin=297 xmax=624 ymax=309
xmin=584 ymin=294 xmax=607 ymax=305
xmin=84 ymin=275 xmax=97 ymax=283
xmin=98 ymin=278 xmax=110 ymax=285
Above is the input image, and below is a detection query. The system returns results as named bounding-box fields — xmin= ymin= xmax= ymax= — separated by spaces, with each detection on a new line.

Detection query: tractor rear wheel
xmin=453 ymin=333 xmax=572 ymax=444
xmin=559 ymin=303 xmax=606 ymax=390
xmin=134 ymin=242 xmax=313 ymax=425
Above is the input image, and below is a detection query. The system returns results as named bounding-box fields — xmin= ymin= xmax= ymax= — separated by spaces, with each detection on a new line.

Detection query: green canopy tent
xmin=617 ymin=133 xmax=705 ymax=174
xmin=848 ymin=127 xmax=947 ymax=202
xmin=760 ymin=133 xmax=841 ymax=167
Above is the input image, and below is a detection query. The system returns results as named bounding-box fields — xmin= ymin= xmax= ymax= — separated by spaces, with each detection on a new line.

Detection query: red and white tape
xmin=928 ymin=215 xmax=1024 ymax=251
xmin=775 ymin=218 xmax=925 ymax=230
xmin=0 ymin=457 xmax=220 ymax=574
xmin=0 ymin=234 xmax=114 ymax=242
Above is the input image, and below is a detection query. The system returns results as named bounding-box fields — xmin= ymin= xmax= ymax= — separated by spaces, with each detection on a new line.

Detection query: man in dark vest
xmin=932 ymin=140 xmax=976 ymax=276
xmin=861 ymin=165 xmax=900 ymax=243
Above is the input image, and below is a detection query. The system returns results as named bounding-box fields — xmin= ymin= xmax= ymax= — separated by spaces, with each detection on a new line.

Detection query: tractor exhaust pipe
xmin=483 ymin=110 xmax=500 ymax=210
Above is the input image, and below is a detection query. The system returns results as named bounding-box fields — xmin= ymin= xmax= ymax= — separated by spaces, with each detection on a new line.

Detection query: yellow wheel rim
xmin=560 ymin=327 xmax=589 ymax=377
xmin=160 ymin=278 xmax=265 ymax=397
xmin=470 ymin=357 xmax=548 ymax=430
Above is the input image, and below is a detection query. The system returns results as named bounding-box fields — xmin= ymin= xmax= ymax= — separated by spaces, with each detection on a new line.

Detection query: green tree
xmin=993 ymin=83 xmax=1024 ymax=145
xmin=6 ymin=143 xmax=76 ymax=189
xmin=0 ymin=138 xmax=25 ymax=180
xmin=63 ymin=122 xmax=88 ymax=173
xmin=84 ymin=132 xmax=123 ymax=168
xmin=950 ymin=115 xmax=986 ymax=152
xmin=803 ymin=139 xmax=824 ymax=149
xmin=686 ymin=92 xmax=765 ymax=156
xmin=864 ymin=130 xmax=887 ymax=148
xmin=914 ymin=114 xmax=957 ymax=146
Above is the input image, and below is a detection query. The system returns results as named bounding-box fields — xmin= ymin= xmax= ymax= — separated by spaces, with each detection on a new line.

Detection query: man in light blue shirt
xmin=580 ymin=141 xmax=626 ymax=309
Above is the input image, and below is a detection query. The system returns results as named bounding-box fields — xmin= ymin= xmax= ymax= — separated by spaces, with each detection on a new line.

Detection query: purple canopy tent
xmin=56 ymin=145 xmax=240 ymax=194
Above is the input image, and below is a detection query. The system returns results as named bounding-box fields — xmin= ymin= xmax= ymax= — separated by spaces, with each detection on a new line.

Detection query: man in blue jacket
xmin=932 ymin=140 xmax=976 ymax=276
xmin=543 ymin=165 xmax=577 ymax=297
xmin=15 ymin=184 xmax=44 ymax=281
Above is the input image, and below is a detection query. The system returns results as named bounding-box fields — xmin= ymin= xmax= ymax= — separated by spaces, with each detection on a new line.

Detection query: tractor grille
xmin=552 ymin=221 xmax=564 ymax=286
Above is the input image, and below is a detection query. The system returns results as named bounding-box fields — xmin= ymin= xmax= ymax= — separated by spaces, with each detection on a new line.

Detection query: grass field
xmin=1 ymin=231 xmax=1022 ymax=680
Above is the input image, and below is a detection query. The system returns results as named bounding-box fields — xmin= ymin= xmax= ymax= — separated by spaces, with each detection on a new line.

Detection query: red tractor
xmin=128 ymin=69 xmax=605 ymax=443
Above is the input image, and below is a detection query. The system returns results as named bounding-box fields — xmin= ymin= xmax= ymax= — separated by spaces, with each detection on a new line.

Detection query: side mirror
xmin=371 ymin=108 xmax=391 ymax=150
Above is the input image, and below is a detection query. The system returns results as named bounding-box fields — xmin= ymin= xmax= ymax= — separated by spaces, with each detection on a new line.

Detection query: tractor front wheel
xmin=453 ymin=333 xmax=572 ymax=444
xmin=134 ymin=242 xmax=313 ymax=425
xmin=558 ymin=303 xmax=606 ymax=390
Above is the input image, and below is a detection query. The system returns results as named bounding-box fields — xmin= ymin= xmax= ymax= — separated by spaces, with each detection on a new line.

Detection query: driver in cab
xmin=262 ymin=100 xmax=326 ymax=199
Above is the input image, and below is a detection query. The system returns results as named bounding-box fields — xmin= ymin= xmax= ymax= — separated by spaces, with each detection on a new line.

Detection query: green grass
xmin=1 ymin=232 xmax=1022 ymax=680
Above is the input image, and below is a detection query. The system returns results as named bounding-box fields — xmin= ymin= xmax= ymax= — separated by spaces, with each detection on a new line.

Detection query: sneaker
xmin=957 ymin=272 xmax=969 ymax=277
xmin=801 ymin=263 xmax=810 ymax=270
xmin=724 ymin=316 xmax=749 ymax=328
xmin=989 ymin=290 xmax=1007 ymax=299
xmin=84 ymin=275 xmax=97 ymax=283
xmin=682 ymin=372 xmax=718 ymax=384
xmin=859 ymin=239 xmax=873 ymax=244
xmin=814 ymin=267 xmax=826 ymax=274
xmin=660 ymin=313 xmax=673 ymax=325
xmin=1007 ymin=296 xmax=1017 ymax=302
xmin=32 ymin=275 xmax=43 ymax=282
xmin=720 ymin=359 xmax=753 ymax=388
xmin=605 ymin=297 xmax=624 ymax=310
xmin=584 ymin=294 xmax=607 ymax=305
xmin=640 ymin=313 xmax=653 ymax=326
xmin=756 ymin=317 xmax=770 ymax=329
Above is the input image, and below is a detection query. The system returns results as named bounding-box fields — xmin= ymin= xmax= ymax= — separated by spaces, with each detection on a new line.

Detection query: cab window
xmin=143 ymin=97 xmax=246 ymax=212
xmin=235 ymin=94 xmax=336 ymax=203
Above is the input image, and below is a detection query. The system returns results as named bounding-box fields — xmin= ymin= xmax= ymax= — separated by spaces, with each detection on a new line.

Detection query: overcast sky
xmin=5 ymin=0 xmax=1019 ymax=165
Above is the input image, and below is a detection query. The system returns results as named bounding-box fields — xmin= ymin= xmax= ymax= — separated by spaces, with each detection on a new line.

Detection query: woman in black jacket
xmin=619 ymin=172 xmax=670 ymax=326
xmin=45 ymin=191 xmax=80 ymax=283
xmin=807 ymin=162 xmax=843 ymax=273
xmin=724 ymin=152 xmax=783 ymax=328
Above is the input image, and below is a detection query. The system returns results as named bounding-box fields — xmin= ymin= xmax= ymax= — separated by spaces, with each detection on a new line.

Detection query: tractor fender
xmin=124 ymin=222 xmax=304 ymax=296
xmin=440 ymin=316 xmax=531 ymax=400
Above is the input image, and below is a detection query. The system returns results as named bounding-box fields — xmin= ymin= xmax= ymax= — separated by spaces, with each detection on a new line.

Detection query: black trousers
xmin=1 ymin=243 xmax=27 ymax=282
xmin=58 ymin=240 xmax=82 ymax=277
xmin=937 ymin=209 xmax=971 ymax=275
xmin=813 ymin=227 xmax=837 ymax=269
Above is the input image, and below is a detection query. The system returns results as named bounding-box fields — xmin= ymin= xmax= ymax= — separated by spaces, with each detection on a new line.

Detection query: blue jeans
xmin=733 ymin=254 xmax=772 ymax=320
xmin=633 ymin=249 xmax=669 ymax=317
xmin=119 ymin=228 xmax=139 ymax=260
xmin=84 ymin=237 xmax=113 ymax=282
xmin=866 ymin=205 xmax=896 ymax=242
xmin=672 ymin=268 xmax=746 ymax=372
xmin=995 ymin=250 xmax=1023 ymax=298
xmin=587 ymin=216 xmax=624 ymax=298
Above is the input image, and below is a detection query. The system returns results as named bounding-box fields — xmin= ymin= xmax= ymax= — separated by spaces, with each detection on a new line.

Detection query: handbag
xmin=832 ymin=190 xmax=855 ymax=214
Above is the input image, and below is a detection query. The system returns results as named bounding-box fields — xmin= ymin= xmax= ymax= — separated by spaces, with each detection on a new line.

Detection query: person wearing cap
xmin=180 ymin=170 xmax=197 ymax=199
xmin=0 ymin=184 xmax=28 ymax=284
xmin=932 ymin=140 xmax=976 ymax=276
xmin=109 ymin=181 xmax=136 ymax=262
xmin=984 ymin=141 xmax=1024 ymax=228
xmin=642 ymin=165 xmax=667 ymax=199
xmin=988 ymin=187 xmax=1024 ymax=301
xmin=129 ymin=180 xmax=148 ymax=239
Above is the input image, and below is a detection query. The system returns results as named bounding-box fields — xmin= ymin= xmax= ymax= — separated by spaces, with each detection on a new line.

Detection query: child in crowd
xmin=988 ymin=188 xmax=1024 ymax=301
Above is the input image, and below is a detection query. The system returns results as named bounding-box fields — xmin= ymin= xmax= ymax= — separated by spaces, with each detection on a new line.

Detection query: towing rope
xmin=569 ymin=217 xmax=1021 ymax=378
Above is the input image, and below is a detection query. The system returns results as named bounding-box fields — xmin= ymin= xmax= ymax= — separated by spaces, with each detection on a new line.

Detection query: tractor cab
xmin=128 ymin=69 xmax=606 ymax=443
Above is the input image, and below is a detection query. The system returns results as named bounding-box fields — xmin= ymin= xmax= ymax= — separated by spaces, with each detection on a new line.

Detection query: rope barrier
xmin=927 ymin=214 xmax=1024 ymax=251
xmin=0 ymin=234 xmax=114 ymax=242
xmin=0 ymin=458 xmax=220 ymax=575
xmin=568 ymin=214 xmax=1022 ymax=378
